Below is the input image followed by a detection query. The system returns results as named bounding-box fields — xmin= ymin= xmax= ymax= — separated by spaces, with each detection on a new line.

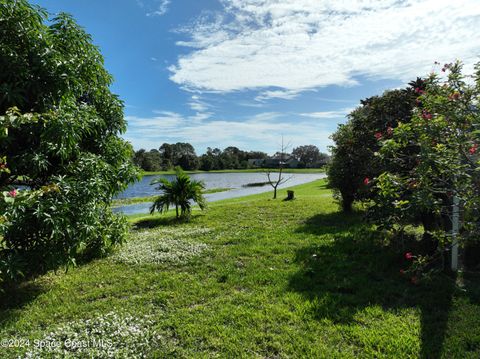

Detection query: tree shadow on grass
xmin=290 ymin=211 xmax=479 ymax=358
xmin=0 ymin=281 xmax=47 ymax=330
xmin=131 ymin=214 xmax=204 ymax=230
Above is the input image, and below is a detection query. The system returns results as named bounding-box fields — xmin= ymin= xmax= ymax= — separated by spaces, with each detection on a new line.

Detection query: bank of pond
xmin=114 ymin=172 xmax=326 ymax=215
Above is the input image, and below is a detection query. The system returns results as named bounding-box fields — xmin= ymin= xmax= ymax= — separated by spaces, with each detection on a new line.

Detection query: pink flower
xmin=422 ymin=111 xmax=432 ymax=120
xmin=363 ymin=177 xmax=370 ymax=185
xmin=8 ymin=189 xmax=17 ymax=197
xmin=374 ymin=132 xmax=383 ymax=140
xmin=405 ymin=252 xmax=413 ymax=260
xmin=469 ymin=144 xmax=478 ymax=155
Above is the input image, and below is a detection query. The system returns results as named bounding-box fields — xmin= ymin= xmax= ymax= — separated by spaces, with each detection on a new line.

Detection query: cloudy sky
xmin=34 ymin=0 xmax=480 ymax=154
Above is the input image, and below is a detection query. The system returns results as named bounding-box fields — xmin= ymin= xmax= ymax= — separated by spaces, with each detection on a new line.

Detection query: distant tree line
xmin=133 ymin=143 xmax=330 ymax=171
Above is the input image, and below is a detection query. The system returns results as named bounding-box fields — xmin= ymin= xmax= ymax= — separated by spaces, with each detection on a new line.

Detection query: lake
xmin=113 ymin=172 xmax=326 ymax=215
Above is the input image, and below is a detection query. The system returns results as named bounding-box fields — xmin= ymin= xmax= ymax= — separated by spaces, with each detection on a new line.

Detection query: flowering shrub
xmin=372 ymin=61 xmax=480 ymax=274
xmin=328 ymin=81 xmax=422 ymax=211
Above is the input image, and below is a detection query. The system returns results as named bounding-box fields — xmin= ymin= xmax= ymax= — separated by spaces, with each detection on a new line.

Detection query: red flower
xmin=374 ymin=132 xmax=383 ymax=140
xmin=405 ymin=252 xmax=413 ymax=260
xmin=8 ymin=189 xmax=17 ymax=198
xmin=469 ymin=144 xmax=478 ymax=155
xmin=422 ymin=111 xmax=432 ymax=120
xmin=363 ymin=177 xmax=370 ymax=185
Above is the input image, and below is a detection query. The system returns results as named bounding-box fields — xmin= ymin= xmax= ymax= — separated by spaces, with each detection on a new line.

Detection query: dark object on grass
xmin=285 ymin=190 xmax=295 ymax=201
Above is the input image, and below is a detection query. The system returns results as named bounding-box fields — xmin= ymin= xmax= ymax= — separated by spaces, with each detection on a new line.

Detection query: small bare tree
xmin=265 ymin=136 xmax=292 ymax=199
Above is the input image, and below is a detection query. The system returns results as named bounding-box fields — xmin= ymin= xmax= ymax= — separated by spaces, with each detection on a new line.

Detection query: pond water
xmin=113 ymin=172 xmax=326 ymax=215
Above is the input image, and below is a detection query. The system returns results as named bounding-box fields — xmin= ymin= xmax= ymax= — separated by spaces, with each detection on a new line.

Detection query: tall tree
xmin=292 ymin=145 xmax=324 ymax=167
xmin=328 ymin=84 xmax=420 ymax=211
xmin=0 ymin=1 xmax=138 ymax=282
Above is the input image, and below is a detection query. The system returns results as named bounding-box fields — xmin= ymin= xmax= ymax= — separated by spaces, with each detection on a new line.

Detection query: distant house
xmin=262 ymin=157 xmax=299 ymax=168
xmin=248 ymin=158 xmax=265 ymax=167
xmin=285 ymin=158 xmax=299 ymax=168
xmin=264 ymin=158 xmax=280 ymax=168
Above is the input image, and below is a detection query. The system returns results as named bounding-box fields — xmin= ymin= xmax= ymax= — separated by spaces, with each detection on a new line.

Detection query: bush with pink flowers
xmin=372 ymin=61 xmax=480 ymax=274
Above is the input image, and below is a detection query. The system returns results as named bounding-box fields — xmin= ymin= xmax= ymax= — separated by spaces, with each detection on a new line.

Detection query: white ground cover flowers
xmin=112 ymin=227 xmax=211 ymax=265
xmin=22 ymin=311 xmax=167 ymax=358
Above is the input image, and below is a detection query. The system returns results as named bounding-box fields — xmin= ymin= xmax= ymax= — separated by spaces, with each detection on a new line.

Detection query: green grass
xmin=142 ymin=167 xmax=325 ymax=175
xmin=1 ymin=180 xmax=479 ymax=358
xmin=112 ymin=195 xmax=158 ymax=207
xmin=112 ymin=188 xmax=231 ymax=207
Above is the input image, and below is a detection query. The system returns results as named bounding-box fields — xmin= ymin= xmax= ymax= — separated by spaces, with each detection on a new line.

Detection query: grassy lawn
xmin=1 ymin=180 xmax=479 ymax=358
xmin=142 ymin=168 xmax=325 ymax=175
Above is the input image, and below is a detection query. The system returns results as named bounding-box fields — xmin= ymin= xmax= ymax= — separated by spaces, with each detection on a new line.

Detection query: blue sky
xmin=32 ymin=0 xmax=480 ymax=155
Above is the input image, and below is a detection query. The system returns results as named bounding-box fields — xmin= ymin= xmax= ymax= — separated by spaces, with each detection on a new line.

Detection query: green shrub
xmin=150 ymin=167 xmax=206 ymax=220
xmin=0 ymin=0 xmax=139 ymax=286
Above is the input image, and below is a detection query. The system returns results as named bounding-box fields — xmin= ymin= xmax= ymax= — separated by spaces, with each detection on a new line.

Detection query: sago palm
xmin=150 ymin=167 xmax=206 ymax=219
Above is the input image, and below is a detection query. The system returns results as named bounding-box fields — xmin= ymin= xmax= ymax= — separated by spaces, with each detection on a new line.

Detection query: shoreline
xmin=125 ymin=178 xmax=328 ymax=220
xmin=141 ymin=168 xmax=326 ymax=176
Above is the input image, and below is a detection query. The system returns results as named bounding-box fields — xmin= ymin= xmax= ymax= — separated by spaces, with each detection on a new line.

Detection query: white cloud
xmin=299 ymin=107 xmax=354 ymax=119
xmin=169 ymin=0 xmax=480 ymax=95
xmin=137 ymin=0 xmax=170 ymax=17
xmin=188 ymin=95 xmax=210 ymax=112
xmin=255 ymin=89 xmax=301 ymax=102
xmin=124 ymin=112 xmax=334 ymax=154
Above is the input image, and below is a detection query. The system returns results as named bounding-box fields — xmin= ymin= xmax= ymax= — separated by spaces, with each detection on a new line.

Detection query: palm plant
xmin=150 ymin=167 xmax=206 ymax=220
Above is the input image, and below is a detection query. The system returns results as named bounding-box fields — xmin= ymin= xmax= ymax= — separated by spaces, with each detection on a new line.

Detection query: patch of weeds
xmin=111 ymin=227 xmax=212 ymax=266
xmin=21 ymin=311 xmax=170 ymax=358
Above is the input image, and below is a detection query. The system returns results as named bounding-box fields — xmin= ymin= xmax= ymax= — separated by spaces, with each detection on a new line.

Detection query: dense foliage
xmin=292 ymin=145 xmax=329 ymax=168
xmin=0 ymin=1 xmax=138 ymax=285
xmin=327 ymin=81 xmax=422 ymax=211
xmin=373 ymin=62 xmax=480 ymax=268
xmin=150 ymin=167 xmax=206 ymax=220
xmin=134 ymin=143 xmax=328 ymax=172
xmin=329 ymin=61 xmax=480 ymax=271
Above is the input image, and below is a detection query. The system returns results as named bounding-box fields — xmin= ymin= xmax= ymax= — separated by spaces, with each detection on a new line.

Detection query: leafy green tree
xmin=0 ymin=0 xmax=138 ymax=283
xmin=132 ymin=149 xmax=162 ymax=171
xmin=150 ymin=167 xmax=206 ymax=219
xmin=373 ymin=61 xmax=480 ymax=264
xmin=328 ymin=85 xmax=420 ymax=211
xmin=159 ymin=143 xmax=174 ymax=170
xmin=292 ymin=145 xmax=328 ymax=167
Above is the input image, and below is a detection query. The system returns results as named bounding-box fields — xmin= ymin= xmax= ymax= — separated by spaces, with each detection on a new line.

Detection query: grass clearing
xmin=1 ymin=180 xmax=479 ymax=358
